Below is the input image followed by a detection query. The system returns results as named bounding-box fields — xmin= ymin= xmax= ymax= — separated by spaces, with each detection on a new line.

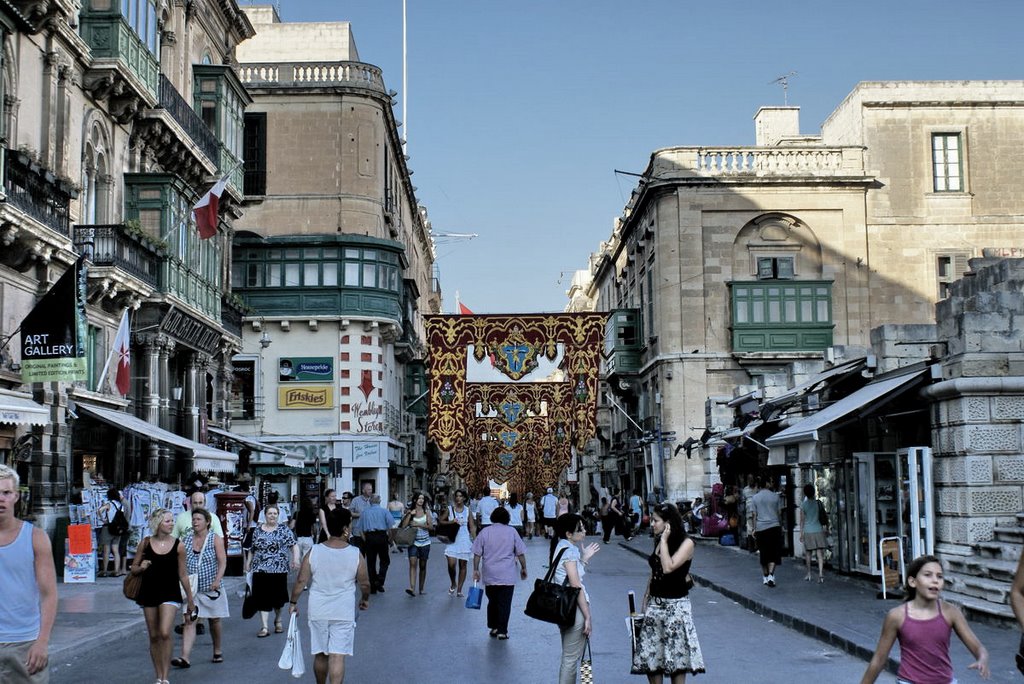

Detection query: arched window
xmin=82 ymin=119 xmax=113 ymax=224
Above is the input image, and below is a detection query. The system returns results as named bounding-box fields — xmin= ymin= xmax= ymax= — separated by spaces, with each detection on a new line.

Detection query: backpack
xmin=108 ymin=503 xmax=129 ymax=536
xmin=817 ymin=501 xmax=829 ymax=528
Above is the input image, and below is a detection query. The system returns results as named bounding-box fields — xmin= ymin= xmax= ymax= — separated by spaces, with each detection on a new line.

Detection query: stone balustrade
xmin=651 ymin=146 xmax=866 ymax=179
xmin=238 ymin=61 xmax=387 ymax=94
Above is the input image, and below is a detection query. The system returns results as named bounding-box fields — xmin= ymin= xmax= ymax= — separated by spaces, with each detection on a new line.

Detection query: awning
xmin=766 ymin=368 xmax=927 ymax=464
xmin=720 ymin=419 xmax=764 ymax=440
xmin=763 ymin=359 xmax=866 ymax=410
xmin=208 ymin=426 xmax=289 ymax=456
xmin=0 ymin=390 xmax=48 ymax=426
xmin=77 ymin=403 xmax=238 ymax=471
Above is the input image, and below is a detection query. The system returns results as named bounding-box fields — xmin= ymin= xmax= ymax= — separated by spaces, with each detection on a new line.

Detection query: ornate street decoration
xmin=427 ymin=313 xmax=606 ymax=489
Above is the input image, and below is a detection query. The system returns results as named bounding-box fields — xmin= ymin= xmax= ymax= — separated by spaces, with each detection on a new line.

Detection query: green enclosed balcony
xmin=80 ymin=0 xmax=160 ymax=100
xmin=232 ymin=235 xmax=403 ymax=319
xmin=729 ymin=280 xmax=834 ymax=352
xmin=605 ymin=308 xmax=642 ymax=375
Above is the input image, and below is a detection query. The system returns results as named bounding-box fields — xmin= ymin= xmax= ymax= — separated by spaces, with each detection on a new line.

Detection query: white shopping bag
xmin=278 ymin=614 xmax=305 ymax=678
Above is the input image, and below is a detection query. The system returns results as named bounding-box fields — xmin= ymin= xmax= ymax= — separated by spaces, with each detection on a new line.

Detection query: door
xmin=899 ymin=446 xmax=934 ymax=560
xmin=852 ymin=453 xmax=877 ymax=574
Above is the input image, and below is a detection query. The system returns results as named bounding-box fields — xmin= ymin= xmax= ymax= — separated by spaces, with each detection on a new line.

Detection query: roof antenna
xmin=769 ymin=71 xmax=798 ymax=105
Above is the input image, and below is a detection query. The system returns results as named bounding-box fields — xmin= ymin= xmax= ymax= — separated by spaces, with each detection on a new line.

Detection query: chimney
xmin=754 ymin=107 xmax=801 ymax=146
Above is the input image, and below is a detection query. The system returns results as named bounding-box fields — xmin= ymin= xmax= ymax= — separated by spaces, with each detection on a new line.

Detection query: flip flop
xmin=274 ymin=620 xmax=283 ymax=633
xmin=212 ymin=653 xmax=224 ymax=663
xmin=170 ymin=657 xmax=190 ymax=668
xmin=257 ymin=628 xmax=269 ymax=638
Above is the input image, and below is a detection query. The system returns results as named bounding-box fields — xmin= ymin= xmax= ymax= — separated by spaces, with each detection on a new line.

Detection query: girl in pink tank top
xmin=859 ymin=555 xmax=989 ymax=684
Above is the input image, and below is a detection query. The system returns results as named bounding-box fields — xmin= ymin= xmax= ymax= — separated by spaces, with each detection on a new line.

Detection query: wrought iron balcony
xmin=73 ymin=224 xmax=161 ymax=287
xmin=4 ymin=149 xmax=73 ymax=236
xmin=159 ymin=75 xmax=220 ymax=164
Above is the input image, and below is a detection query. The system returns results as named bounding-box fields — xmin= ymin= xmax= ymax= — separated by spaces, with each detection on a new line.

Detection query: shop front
xmin=0 ymin=388 xmax=48 ymax=516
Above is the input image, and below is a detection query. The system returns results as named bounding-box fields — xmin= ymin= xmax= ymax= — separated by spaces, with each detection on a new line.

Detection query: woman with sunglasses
xmin=172 ymin=507 xmax=227 ymax=668
xmin=632 ymin=503 xmax=705 ymax=683
xmin=550 ymin=514 xmax=600 ymax=682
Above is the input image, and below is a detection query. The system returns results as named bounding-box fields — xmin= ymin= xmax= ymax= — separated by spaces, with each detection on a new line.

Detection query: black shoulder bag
xmin=524 ymin=547 xmax=581 ymax=627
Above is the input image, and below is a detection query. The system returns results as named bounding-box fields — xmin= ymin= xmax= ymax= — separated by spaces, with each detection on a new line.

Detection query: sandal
xmin=448 ymin=586 xmax=456 ymax=596
xmin=274 ymin=620 xmax=283 ymax=633
xmin=170 ymin=657 xmax=191 ymax=668
xmin=212 ymin=653 xmax=224 ymax=664
xmin=257 ymin=628 xmax=269 ymax=638
xmin=497 ymin=633 xmax=509 ymax=640
xmin=405 ymin=589 xmax=415 ymax=597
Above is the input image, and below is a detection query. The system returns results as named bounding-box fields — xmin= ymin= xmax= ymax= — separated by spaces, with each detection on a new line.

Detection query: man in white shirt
xmin=204 ymin=476 xmax=222 ymax=516
xmin=172 ymin=491 xmax=224 ymax=539
xmin=477 ymin=488 xmax=500 ymax=529
xmin=540 ymin=487 xmax=559 ymax=539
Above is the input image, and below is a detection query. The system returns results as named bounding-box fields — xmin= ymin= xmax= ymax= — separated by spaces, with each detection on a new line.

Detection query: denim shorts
xmin=408 ymin=544 xmax=431 ymax=560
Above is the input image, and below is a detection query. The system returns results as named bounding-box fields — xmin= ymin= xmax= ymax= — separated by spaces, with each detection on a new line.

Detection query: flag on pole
xmin=458 ymin=302 xmax=474 ymax=315
xmin=192 ymin=177 xmax=229 ymax=239
xmin=112 ymin=309 xmax=131 ymax=396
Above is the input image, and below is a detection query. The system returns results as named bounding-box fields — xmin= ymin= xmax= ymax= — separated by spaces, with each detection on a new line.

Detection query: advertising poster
xmin=278 ymin=357 xmax=333 ymax=382
xmin=20 ymin=255 xmax=88 ymax=382
xmin=64 ymin=524 xmax=96 ymax=583
xmin=278 ymin=385 xmax=333 ymax=409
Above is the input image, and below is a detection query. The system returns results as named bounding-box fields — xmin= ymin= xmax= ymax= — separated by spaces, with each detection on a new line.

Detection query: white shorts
xmin=308 ymin=619 xmax=355 ymax=656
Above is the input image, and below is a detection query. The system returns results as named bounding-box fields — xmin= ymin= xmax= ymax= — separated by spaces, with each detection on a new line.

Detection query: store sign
xmin=352 ymin=441 xmax=382 ymax=465
xmin=278 ymin=356 xmax=333 ymax=383
xmin=20 ymin=256 xmax=88 ymax=383
xmin=279 ymin=385 xmax=333 ymax=409
xmin=159 ymin=307 xmax=221 ymax=354
xmin=350 ymin=401 xmax=385 ymax=433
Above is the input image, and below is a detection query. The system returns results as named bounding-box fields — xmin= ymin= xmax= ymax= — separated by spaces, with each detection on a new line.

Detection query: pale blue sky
xmin=270 ymin=0 xmax=1024 ymax=313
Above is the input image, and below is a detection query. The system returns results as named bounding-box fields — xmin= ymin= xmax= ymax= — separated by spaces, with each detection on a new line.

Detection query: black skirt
xmin=250 ymin=571 xmax=289 ymax=611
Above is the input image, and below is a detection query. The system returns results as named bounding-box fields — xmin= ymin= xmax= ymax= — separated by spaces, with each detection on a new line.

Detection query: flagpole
xmin=402 ymin=0 xmax=408 ymax=150
xmin=455 ymin=290 xmax=461 ymax=314
xmin=95 ymin=308 xmax=128 ymax=392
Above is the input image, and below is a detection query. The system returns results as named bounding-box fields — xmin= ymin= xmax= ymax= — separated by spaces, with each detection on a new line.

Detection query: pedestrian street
xmin=50 ymin=536 xmax=868 ymax=683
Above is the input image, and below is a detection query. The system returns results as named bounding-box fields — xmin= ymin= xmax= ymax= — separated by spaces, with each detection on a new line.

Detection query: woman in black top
xmin=292 ymin=497 xmax=317 ymax=559
xmin=632 ymin=503 xmax=705 ymax=682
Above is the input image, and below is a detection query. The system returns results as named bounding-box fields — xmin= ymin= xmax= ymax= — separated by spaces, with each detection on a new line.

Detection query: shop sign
xmin=159 ymin=307 xmax=221 ymax=353
xmin=279 ymin=385 xmax=333 ymax=409
xmin=276 ymin=442 xmax=331 ymax=462
xmin=353 ymin=441 xmax=383 ymax=465
xmin=351 ymin=400 xmax=385 ymax=433
xmin=278 ymin=356 xmax=333 ymax=382
xmin=20 ymin=256 xmax=88 ymax=383
xmin=64 ymin=524 xmax=95 ymax=583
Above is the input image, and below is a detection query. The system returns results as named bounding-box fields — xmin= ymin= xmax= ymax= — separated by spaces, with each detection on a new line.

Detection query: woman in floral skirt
xmin=246 ymin=503 xmax=299 ymax=638
xmin=632 ymin=502 xmax=705 ymax=683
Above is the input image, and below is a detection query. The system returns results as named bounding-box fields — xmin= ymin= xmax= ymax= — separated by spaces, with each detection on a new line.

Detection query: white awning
xmin=208 ymin=426 xmax=289 ymax=456
xmin=720 ymin=419 xmax=764 ymax=440
xmin=0 ymin=390 xmax=48 ymax=426
xmin=77 ymin=403 xmax=238 ymax=471
xmin=766 ymin=369 xmax=927 ymax=461
xmin=763 ymin=359 xmax=866 ymax=409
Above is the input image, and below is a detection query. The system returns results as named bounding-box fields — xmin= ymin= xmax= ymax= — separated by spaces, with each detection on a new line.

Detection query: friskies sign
xmin=20 ymin=257 xmax=88 ymax=382
xmin=278 ymin=385 xmax=333 ymax=409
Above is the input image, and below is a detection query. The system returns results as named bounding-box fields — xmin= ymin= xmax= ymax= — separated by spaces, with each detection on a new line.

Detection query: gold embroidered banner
xmin=426 ymin=313 xmax=605 ymax=488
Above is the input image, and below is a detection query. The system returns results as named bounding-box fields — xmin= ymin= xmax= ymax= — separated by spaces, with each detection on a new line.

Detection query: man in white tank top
xmin=0 ymin=464 xmax=57 ymax=682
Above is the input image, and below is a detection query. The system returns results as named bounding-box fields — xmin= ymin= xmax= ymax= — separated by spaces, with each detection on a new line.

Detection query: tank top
xmin=896 ymin=601 xmax=953 ymax=684
xmin=0 ymin=522 xmax=41 ymax=641
xmin=648 ymin=549 xmax=692 ymax=599
xmin=308 ymin=544 xmax=360 ymax=622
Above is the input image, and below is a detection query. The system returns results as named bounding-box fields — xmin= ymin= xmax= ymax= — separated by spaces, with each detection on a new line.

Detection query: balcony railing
xmin=651 ymin=146 xmax=866 ymax=179
xmin=4 ymin=150 xmax=73 ymax=236
xmin=74 ymin=224 xmax=161 ymax=287
xmin=238 ymin=61 xmax=387 ymax=95
xmin=159 ymin=75 xmax=219 ymax=164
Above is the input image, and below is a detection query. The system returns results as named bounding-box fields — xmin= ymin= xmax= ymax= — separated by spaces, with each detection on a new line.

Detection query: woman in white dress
xmin=524 ymin=492 xmax=538 ymax=540
xmin=440 ymin=489 xmax=477 ymax=597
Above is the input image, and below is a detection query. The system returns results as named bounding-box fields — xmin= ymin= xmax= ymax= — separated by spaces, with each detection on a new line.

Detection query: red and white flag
xmin=458 ymin=302 xmax=474 ymax=315
xmin=192 ymin=177 xmax=229 ymax=239
xmin=112 ymin=309 xmax=131 ymax=396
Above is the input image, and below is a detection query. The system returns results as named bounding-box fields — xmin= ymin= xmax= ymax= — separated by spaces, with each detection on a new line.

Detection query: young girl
xmin=860 ymin=554 xmax=989 ymax=684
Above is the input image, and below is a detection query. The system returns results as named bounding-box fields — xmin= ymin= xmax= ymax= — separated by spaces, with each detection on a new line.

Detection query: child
xmin=860 ymin=554 xmax=989 ymax=684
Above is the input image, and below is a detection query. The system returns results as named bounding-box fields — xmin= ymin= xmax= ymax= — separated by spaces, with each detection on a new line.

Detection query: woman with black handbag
xmin=632 ymin=503 xmax=705 ymax=683
xmin=550 ymin=514 xmax=600 ymax=684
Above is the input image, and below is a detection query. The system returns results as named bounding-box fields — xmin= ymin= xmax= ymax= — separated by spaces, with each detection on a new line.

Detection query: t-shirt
xmin=507 ymin=503 xmax=523 ymax=527
xmin=551 ymin=539 xmax=588 ymax=602
xmin=800 ymin=498 xmax=825 ymax=534
xmin=541 ymin=494 xmax=558 ymax=518
xmin=751 ymin=489 xmax=782 ymax=532
xmin=478 ymin=496 xmax=500 ymax=525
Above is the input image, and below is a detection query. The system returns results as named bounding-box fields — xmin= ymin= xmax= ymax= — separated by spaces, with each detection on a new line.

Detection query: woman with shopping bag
xmin=471 ymin=506 xmax=528 ymax=640
xmin=290 ymin=506 xmax=370 ymax=684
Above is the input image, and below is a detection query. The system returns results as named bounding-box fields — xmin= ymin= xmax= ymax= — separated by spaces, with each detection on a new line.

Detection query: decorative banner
xmin=278 ymin=385 xmax=333 ymax=409
xmin=426 ymin=313 xmax=606 ymax=490
xmin=20 ymin=256 xmax=88 ymax=382
xmin=278 ymin=356 xmax=333 ymax=383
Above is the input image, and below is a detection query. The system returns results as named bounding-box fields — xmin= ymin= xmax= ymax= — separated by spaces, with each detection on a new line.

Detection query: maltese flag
xmin=112 ymin=309 xmax=131 ymax=396
xmin=458 ymin=302 xmax=474 ymax=315
xmin=192 ymin=177 xmax=228 ymax=239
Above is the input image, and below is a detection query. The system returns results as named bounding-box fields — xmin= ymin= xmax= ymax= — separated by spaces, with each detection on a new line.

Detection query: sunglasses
xmin=204 ymin=589 xmax=221 ymax=600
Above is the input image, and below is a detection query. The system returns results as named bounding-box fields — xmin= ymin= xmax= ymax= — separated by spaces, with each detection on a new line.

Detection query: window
xmin=932 ymin=133 xmax=963 ymax=192
xmin=232 ymin=243 xmax=402 ymax=291
xmin=730 ymin=281 xmax=834 ymax=351
xmin=756 ymin=256 xmax=795 ymax=280
xmin=230 ymin=357 xmax=256 ymax=420
xmin=243 ymin=113 xmax=266 ymax=196
xmin=936 ymin=252 xmax=970 ymax=299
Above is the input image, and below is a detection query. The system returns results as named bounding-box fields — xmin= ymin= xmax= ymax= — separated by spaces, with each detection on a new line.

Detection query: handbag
xmin=579 ymin=637 xmax=593 ymax=684
xmin=123 ymin=537 xmax=148 ymax=601
xmin=242 ymin=584 xmax=258 ymax=620
xmin=277 ymin=614 xmax=305 ymax=678
xmin=465 ymin=581 xmax=483 ymax=609
xmin=523 ymin=547 xmax=580 ymax=627
xmin=392 ymin=525 xmax=417 ymax=547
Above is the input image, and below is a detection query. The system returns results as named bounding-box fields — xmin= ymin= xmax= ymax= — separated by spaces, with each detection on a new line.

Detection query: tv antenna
xmin=769 ymin=71 xmax=798 ymax=105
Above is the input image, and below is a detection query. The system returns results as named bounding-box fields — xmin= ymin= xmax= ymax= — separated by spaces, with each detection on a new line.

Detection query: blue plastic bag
xmin=465 ymin=581 xmax=483 ymax=609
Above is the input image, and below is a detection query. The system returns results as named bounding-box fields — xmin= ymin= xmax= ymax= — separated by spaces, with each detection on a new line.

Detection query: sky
xmin=267 ymin=0 xmax=1024 ymax=314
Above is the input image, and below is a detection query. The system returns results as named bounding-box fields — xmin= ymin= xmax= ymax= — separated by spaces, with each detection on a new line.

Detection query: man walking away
xmin=750 ymin=478 xmax=783 ymax=587
xmin=359 ymin=495 xmax=393 ymax=593
xmin=540 ymin=488 xmax=559 ymax=538
xmin=0 ymin=464 xmax=56 ymax=683
xmin=477 ymin=488 xmax=500 ymax=530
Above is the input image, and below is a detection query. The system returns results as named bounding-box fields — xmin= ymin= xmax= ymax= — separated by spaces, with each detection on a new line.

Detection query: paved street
xmin=50 ymin=536 xmax=871 ymax=683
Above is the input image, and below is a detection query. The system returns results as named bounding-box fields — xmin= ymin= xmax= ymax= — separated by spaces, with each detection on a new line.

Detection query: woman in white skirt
xmin=799 ymin=483 xmax=829 ymax=583
xmin=440 ymin=488 xmax=477 ymax=597
xmin=632 ymin=503 xmax=704 ymax=683
xmin=524 ymin=492 xmax=537 ymax=539
xmin=173 ymin=508 xmax=228 ymax=668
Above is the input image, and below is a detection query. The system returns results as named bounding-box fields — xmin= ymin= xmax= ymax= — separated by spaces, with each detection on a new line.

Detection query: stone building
xmin=578 ymin=81 xmax=1024 ymax=503
xmin=0 ymin=0 xmax=256 ymax=534
xmin=228 ymin=7 xmax=439 ymax=505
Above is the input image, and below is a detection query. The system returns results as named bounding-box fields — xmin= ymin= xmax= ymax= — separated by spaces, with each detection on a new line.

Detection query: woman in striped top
xmin=402 ymin=494 xmax=434 ymax=596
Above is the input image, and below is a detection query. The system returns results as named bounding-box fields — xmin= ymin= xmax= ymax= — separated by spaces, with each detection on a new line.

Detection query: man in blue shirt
xmin=359 ymin=495 xmax=394 ymax=593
